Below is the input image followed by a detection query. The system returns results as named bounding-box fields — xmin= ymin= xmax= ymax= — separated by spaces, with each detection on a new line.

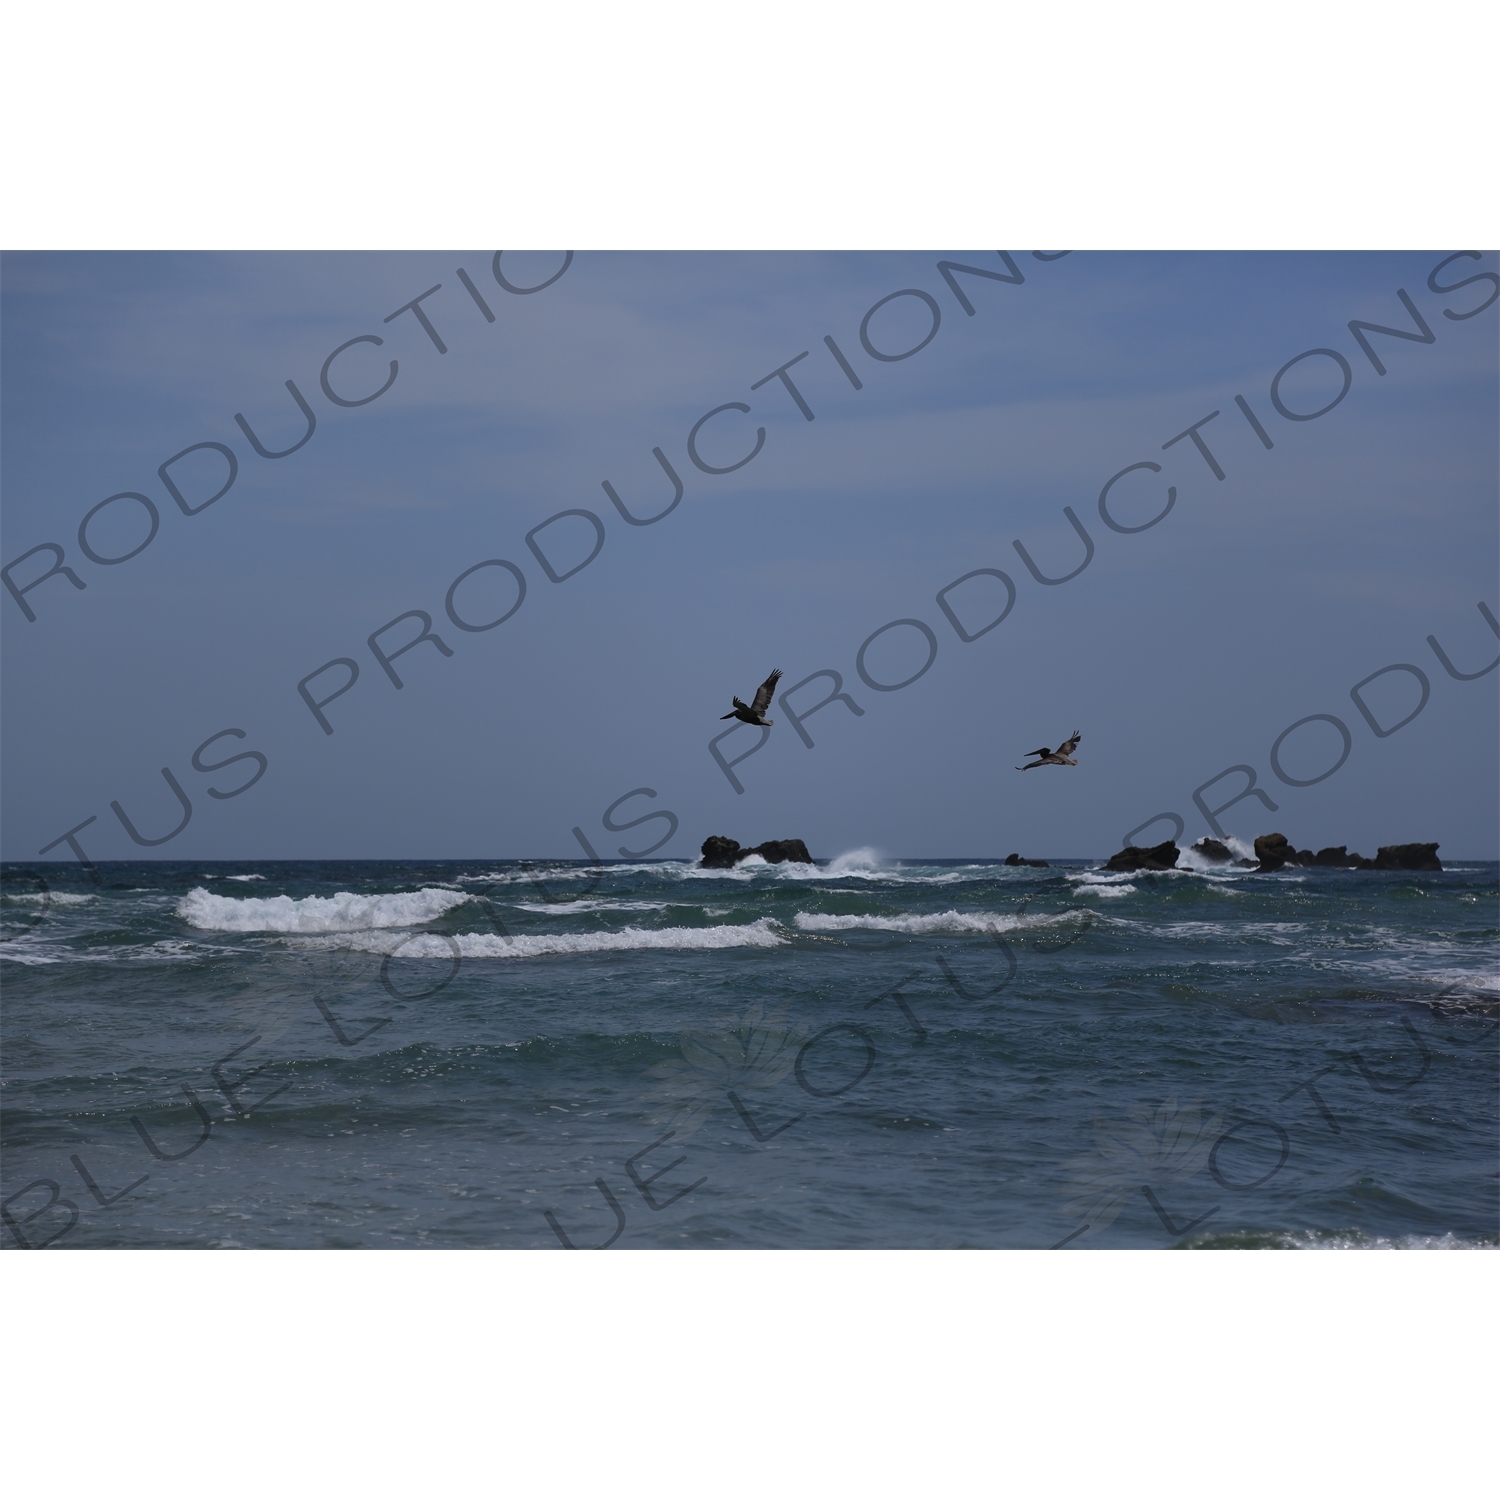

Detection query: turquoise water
xmin=2 ymin=852 xmax=1495 ymax=1249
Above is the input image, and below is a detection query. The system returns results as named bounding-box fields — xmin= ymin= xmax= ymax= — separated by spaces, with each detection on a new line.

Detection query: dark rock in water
xmin=1253 ymin=834 xmax=1318 ymax=870
xmin=1374 ymin=842 xmax=1442 ymax=871
xmin=1004 ymin=852 xmax=1050 ymax=867
xmin=699 ymin=835 xmax=742 ymax=869
xmin=1257 ymin=842 xmax=1441 ymax=872
xmin=1191 ymin=838 xmax=1232 ymax=863
xmin=698 ymin=835 xmax=813 ymax=868
xmin=1253 ymin=832 xmax=1292 ymax=870
xmin=1311 ymin=846 xmax=1362 ymax=868
xmin=1308 ymin=845 xmax=1377 ymax=870
xmin=1105 ymin=840 xmax=1179 ymax=872
xmin=748 ymin=839 xmax=813 ymax=864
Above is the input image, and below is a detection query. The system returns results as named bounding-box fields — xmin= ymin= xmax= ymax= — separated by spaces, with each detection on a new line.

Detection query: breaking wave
xmin=794 ymin=908 xmax=1087 ymax=936
xmin=512 ymin=899 xmax=669 ymax=915
xmin=1188 ymin=1228 xmax=1496 ymax=1251
xmin=177 ymin=885 xmax=473 ymax=933
xmin=456 ymin=854 xmax=1049 ymax=887
xmin=774 ymin=850 xmax=977 ymax=884
xmin=297 ymin=918 xmax=787 ymax=959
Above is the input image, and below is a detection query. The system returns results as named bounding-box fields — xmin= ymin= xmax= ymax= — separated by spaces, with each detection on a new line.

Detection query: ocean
xmin=2 ymin=849 xmax=1496 ymax=1250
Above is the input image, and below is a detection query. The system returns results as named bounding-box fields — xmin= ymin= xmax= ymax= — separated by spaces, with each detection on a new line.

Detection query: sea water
xmin=2 ymin=853 xmax=1495 ymax=1249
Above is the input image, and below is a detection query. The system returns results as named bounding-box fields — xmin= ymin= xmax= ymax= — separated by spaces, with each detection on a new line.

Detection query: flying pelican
xmin=1017 ymin=731 xmax=1081 ymax=770
xmin=721 ymin=668 xmax=783 ymax=727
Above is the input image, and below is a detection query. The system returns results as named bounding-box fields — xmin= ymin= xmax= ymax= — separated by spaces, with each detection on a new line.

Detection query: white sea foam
xmin=0 ymin=942 xmax=57 ymax=965
xmin=222 ymin=874 xmax=265 ymax=881
xmin=1274 ymin=1230 xmax=1493 ymax=1251
xmin=1351 ymin=958 xmax=1500 ymax=996
xmin=3 ymin=889 xmax=95 ymax=905
xmin=1141 ymin=920 xmax=1309 ymax=943
xmin=825 ymin=848 xmax=885 ymax=874
xmin=299 ymin=918 xmax=787 ymax=959
xmin=794 ymin=908 xmax=1086 ymax=936
xmin=460 ymin=854 xmax=1022 ymax=888
xmin=1071 ymin=863 xmax=1246 ymax=894
xmin=1177 ymin=919 xmax=1304 ymax=935
xmin=690 ymin=848 xmax=982 ymax=885
xmin=775 ymin=849 xmax=977 ymax=885
xmin=2 ymin=937 xmax=245 ymax=966
xmin=683 ymin=850 xmax=841 ymax=881
xmin=682 ymin=862 xmax=761 ymax=882
xmin=512 ymin=900 xmax=669 ymax=915
xmin=461 ymin=861 xmax=746 ymax=888
xmin=1176 ymin=848 xmax=1231 ymax=874
xmin=1068 ymin=870 xmax=1144 ymax=898
xmin=177 ymin=885 xmax=473 ymax=933
xmin=684 ymin=856 xmax=847 ymax=883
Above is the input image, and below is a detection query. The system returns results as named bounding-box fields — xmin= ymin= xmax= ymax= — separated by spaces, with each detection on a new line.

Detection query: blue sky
xmin=3 ymin=250 xmax=1496 ymax=861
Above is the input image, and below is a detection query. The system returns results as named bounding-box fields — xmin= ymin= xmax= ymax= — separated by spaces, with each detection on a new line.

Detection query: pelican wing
xmin=730 ymin=697 xmax=751 ymax=713
xmin=1055 ymin=732 xmax=1081 ymax=758
xmin=750 ymin=669 xmax=783 ymax=716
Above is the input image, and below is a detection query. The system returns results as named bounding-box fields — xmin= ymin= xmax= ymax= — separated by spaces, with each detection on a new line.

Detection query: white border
xmin=2 ymin=1 xmax=1497 ymax=248
xmin=2 ymin=1251 xmax=1494 ymax=1494
xmin=3 ymin=2 xmax=1495 ymax=1488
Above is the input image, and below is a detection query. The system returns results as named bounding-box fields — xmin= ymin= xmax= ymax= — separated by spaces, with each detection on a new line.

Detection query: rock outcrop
xmin=1004 ymin=852 xmax=1050 ymax=867
xmin=1253 ymin=832 xmax=1293 ymax=871
xmin=698 ymin=836 xmax=813 ymax=869
xmin=1374 ymin=842 xmax=1442 ymax=870
xmin=1252 ymin=833 xmax=1332 ymax=869
xmin=1191 ymin=838 xmax=1232 ymax=863
xmin=1248 ymin=838 xmax=1440 ymax=871
xmin=1100 ymin=831 xmax=1442 ymax=876
xmin=1308 ymin=845 xmax=1368 ymax=868
xmin=1105 ymin=840 xmax=1179 ymax=872
xmin=752 ymin=839 xmax=814 ymax=864
xmin=699 ymin=835 xmax=744 ymax=869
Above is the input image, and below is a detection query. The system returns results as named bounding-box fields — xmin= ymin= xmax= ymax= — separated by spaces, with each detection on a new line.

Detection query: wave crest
xmin=294 ymin=918 xmax=787 ymax=959
xmin=794 ymin=908 xmax=1085 ymax=936
xmin=176 ymin=886 xmax=472 ymax=933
